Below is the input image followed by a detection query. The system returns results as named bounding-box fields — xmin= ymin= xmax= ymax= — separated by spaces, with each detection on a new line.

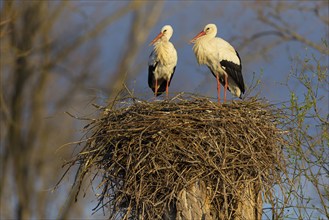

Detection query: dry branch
xmin=62 ymin=94 xmax=286 ymax=219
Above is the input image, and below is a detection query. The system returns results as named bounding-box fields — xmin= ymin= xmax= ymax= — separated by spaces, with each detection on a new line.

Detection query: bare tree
xmin=107 ymin=2 xmax=164 ymax=102
xmin=236 ymin=2 xmax=329 ymax=218
xmin=0 ymin=1 xmax=163 ymax=219
xmin=239 ymin=1 xmax=328 ymax=61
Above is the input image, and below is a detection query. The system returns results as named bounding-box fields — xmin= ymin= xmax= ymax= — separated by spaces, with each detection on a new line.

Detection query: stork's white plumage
xmin=148 ymin=25 xmax=177 ymax=98
xmin=190 ymin=24 xmax=245 ymax=103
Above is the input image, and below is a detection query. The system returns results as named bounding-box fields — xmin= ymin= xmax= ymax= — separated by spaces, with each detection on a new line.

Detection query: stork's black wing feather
xmin=148 ymin=62 xmax=157 ymax=91
xmin=148 ymin=50 xmax=158 ymax=93
xmin=220 ymin=50 xmax=245 ymax=94
xmin=156 ymin=81 xmax=167 ymax=95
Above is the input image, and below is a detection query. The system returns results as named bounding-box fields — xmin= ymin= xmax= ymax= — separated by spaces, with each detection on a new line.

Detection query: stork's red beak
xmin=150 ymin=32 xmax=164 ymax=46
xmin=190 ymin=30 xmax=206 ymax=43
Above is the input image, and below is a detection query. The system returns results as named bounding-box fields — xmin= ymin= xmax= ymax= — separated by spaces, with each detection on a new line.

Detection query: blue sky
xmin=73 ymin=1 xmax=327 ymax=106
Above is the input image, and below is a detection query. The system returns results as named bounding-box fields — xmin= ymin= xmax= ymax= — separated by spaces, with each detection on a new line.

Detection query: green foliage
xmin=267 ymin=47 xmax=329 ymax=219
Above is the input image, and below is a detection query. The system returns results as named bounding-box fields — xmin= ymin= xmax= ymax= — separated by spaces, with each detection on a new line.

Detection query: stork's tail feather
xmin=151 ymin=83 xmax=167 ymax=97
xmin=154 ymin=91 xmax=164 ymax=97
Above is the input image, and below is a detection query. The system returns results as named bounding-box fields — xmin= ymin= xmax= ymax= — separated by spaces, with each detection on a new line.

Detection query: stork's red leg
xmin=155 ymin=79 xmax=158 ymax=97
xmin=224 ymin=74 xmax=228 ymax=103
xmin=216 ymin=74 xmax=221 ymax=104
xmin=166 ymin=80 xmax=169 ymax=99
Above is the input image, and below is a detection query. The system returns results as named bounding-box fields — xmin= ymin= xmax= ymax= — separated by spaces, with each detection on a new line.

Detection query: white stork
xmin=190 ymin=24 xmax=245 ymax=103
xmin=148 ymin=25 xmax=177 ymax=98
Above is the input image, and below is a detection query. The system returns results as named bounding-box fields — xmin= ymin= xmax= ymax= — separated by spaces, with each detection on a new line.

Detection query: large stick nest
xmin=65 ymin=94 xmax=286 ymax=219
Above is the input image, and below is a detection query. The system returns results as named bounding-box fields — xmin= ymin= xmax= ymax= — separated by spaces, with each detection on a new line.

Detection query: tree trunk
xmin=176 ymin=181 xmax=213 ymax=220
xmin=165 ymin=181 xmax=262 ymax=220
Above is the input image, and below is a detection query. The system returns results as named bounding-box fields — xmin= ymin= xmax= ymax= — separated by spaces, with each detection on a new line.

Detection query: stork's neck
xmin=192 ymin=37 xmax=213 ymax=65
xmin=154 ymin=41 xmax=172 ymax=65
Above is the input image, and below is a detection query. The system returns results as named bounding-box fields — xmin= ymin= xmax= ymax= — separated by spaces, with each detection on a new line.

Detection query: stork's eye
xmin=163 ymin=29 xmax=167 ymax=33
xmin=206 ymin=27 xmax=210 ymax=31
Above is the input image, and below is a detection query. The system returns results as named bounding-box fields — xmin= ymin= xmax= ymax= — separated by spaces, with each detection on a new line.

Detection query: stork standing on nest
xmin=190 ymin=24 xmax=245 ymax=103
xmin=148 ymin=25 xmax=177 ymax=98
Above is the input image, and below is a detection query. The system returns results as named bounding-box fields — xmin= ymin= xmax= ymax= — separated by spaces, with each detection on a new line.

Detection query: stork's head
xmin=150 ymin=25 xmax=174 ymax=45
xmin=190 ymin=23 xmax=217 ymax=43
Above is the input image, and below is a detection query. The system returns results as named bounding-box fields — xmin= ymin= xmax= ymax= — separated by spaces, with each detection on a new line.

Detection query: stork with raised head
xmin=148 ymin=25 xmax=177 ymax=98
xmin=190 ymin=23 xmax=245 ymax=103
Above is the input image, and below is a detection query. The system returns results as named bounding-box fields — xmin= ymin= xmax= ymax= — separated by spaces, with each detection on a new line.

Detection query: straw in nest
xmin=62 ymin=94 xmax=286 ymax=219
